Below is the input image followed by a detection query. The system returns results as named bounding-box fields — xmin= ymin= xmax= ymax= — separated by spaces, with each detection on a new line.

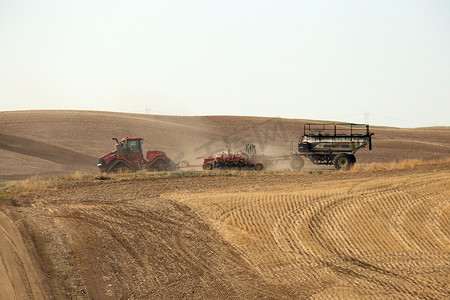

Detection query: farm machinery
xmin=98 ymin=123 xmax=372 ymax=173
xmin=202 ymin=144 xmax=265 ymax=171
xmin=201 ymin=123 xmax=373 ymax=171
xmin=289 ymin=123 xmax=374 ymax=170
xmin=97 ymin=137 xmax=187 ymax=173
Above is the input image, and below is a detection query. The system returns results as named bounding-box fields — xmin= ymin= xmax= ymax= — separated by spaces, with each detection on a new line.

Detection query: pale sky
xmin=1 ymin=0 xmax=449 ymax=127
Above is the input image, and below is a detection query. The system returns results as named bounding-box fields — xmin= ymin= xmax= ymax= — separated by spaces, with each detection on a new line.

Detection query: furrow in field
xmin=164 ymin=166 xmax=449 ymax=298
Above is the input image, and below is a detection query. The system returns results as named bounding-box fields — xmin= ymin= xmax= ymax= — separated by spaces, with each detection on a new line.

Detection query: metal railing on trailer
xmin=302 ymin=123 xmax=372 ymax=139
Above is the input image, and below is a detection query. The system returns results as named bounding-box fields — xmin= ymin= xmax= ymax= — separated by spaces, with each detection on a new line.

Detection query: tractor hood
xmin=100 ymin=151 xmax=117 ymax=163
xmin=97 ymin=151 xmax=117 ymax=172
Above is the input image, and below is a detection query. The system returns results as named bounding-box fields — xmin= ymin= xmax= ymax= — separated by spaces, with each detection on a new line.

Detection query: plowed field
xmin=1 ymin=162 xmax=449 ymax=299
xmin=1 ymin=110 xmax=450 ymax=182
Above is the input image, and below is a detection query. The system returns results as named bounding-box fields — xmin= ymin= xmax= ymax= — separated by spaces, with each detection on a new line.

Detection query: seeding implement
xmin=289 ymin=123 xmax=373 ymax=170
xmin=202 ymin=144 xmax=265 ymax=171
xmin=97 ymin=137 xmax=187 ymax=173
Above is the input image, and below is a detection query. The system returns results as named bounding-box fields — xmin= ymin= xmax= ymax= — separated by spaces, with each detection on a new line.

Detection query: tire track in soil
xmin=166 ymin=195 xmax=295 ymax=299
xmin=428 ymin=201 xmax=450 ymax=246
xmin=269 ymin=193 xmax=338 ymax=294
xmin=306 ymin=183 xmax=449 ymax=299
xmin=0 ymin=210 xmax=49 ymax=300
xmin=40 ymin=196 xmax=291 ymax=299
xmin=176 ymin=170 xmax=449 ymax=299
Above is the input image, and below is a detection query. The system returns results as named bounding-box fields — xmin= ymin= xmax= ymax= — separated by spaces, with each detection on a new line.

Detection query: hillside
xmin=0 ymin=110 xmax=449 ymax=299
xmin=1 ymin=110 xmax=449 ymax=182
xmin=1 ymin=162 xmax=449 ymax=299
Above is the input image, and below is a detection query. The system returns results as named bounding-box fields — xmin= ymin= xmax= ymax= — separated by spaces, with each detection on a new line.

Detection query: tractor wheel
xmin=254 ymin=163 xmax=263 ymax=171
xmin=290 ymin=156 xmax=305 ymax=170
xmin=109 ymin=162 xmax=133 ymax=173
xmin=148 ymin=159 xmax=170 ymax=172
xmin=349 ymin=154 xmax=356 ymax=163
xmin=334 ymin=154 xmax=353 ymax=170
xmin=203 ymin=162 xmax=214 ymax=171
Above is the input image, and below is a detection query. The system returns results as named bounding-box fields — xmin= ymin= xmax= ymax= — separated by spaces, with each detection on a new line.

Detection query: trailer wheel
xmin=254 ymin=163 xmax=263 ymax=171
xmin=203 ymin=162 xmax=214 ymax=171
xmin=349 ymin=154 xmax=356 ymax=163
xmin=335 ymin=154 xmax=353 ymax=170
xmin=290 ymin=156 xmax=305 ymax=170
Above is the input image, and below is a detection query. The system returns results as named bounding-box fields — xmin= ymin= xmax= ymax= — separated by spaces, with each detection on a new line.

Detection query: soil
xmin=1 ymin=110 xmax=449 ymax=182
xmin=0 ymin=110 xmax=449 ymax=299
xmin=1 ymin=162 xmax=449 ymax=299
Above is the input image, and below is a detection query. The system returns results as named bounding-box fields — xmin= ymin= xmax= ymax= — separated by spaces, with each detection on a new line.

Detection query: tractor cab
xmin=108 ymin=137 xmax=145 ymax=171
xmin=121 ymin=137 xmax=144 ymax=156
xmin=114 ymin=137 xmax=144 ymax=157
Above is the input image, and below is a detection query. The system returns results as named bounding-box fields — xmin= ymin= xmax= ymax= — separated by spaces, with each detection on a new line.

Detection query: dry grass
xmin=2 ymin=170 xmax=257 ymax=196
xmin=4 ymin=158 xmax=449 ymax=197
xmin=8 ymin=176 xmax=52 ymax=195
xmin=350 ymin=158 xmax=450 ymax=172
xmin=5 ymin=172 xmax=96 ymax=196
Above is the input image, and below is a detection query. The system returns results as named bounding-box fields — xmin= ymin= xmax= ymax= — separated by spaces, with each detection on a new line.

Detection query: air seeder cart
xmin=289 ymin=123 xmax=373 ymax=170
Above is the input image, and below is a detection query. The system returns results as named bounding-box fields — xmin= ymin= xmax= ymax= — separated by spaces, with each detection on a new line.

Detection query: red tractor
xmin=97 ymin=137 xmax=186 ymax=173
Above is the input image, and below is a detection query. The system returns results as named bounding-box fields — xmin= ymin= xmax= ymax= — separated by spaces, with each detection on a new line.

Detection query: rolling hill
xmin=0 ymin=110 xmax=449 ymax=299
xmin=1 ymin=110 xmax=449 ymax=182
